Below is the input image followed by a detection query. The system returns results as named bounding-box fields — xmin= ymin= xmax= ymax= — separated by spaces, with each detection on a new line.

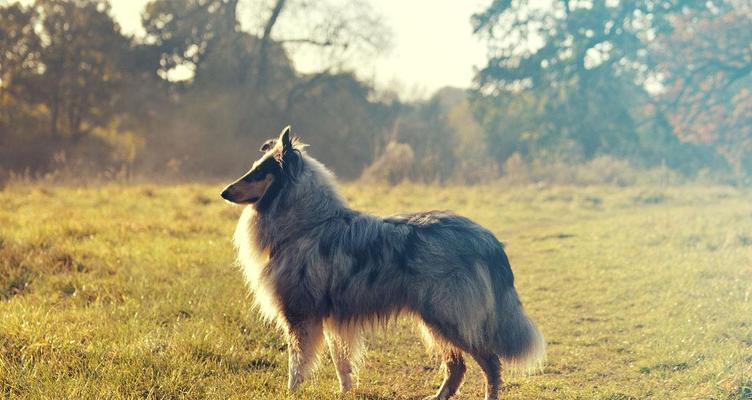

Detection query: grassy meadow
xmin=0 ymin=182 xmax=751 ymax=399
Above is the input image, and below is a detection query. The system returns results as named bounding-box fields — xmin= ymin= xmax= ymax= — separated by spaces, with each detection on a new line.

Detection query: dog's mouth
xmin=237 ymin=196 xmax=260 ymax=204
xmin=220 ymin=191 xmax=260 ymax=205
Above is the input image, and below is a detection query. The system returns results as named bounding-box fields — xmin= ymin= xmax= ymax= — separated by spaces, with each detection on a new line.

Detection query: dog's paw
xmin=287 ymin=375 xmax=302 ymax=392
xmin=338 ymin=377 xmax=353 ymax=393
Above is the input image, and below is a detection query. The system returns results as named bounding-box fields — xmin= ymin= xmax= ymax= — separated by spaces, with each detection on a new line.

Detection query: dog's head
xmin=220 ymin=126 xmax=303 ymax=206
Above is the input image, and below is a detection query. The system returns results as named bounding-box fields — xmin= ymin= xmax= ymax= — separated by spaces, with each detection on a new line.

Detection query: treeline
xmin=0 ymin=0 xmax=397 ymax=180
xmin=1 ymin=0 xmax=750 ymax=184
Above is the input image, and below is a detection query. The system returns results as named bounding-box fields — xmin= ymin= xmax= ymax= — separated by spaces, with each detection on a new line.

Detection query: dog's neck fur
xmin=249 ymin=152 xmax=349 ymax=252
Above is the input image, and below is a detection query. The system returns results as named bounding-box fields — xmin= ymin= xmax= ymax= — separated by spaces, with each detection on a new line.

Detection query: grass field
xmin=1 ymin=182 xmax=751 ymax=399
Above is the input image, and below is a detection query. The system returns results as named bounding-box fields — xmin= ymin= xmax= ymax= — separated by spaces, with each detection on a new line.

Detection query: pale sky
xmin=108 ymin=0 xmax=489 ymax=98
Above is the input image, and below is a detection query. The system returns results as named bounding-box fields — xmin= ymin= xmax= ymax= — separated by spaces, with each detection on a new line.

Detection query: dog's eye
xmin=259 ymin=140 xmax=275 ymax=152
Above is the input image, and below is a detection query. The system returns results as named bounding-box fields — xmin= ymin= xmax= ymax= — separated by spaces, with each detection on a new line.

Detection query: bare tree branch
xmin=256 ymin=0 xmax=287 ymax=92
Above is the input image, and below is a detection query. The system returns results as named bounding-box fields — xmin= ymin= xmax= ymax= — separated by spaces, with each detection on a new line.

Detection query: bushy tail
xmin=494 ymin=288 xmax=546 ymax=373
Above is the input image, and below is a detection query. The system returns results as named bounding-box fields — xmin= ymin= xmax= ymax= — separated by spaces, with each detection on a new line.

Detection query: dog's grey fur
xmin=224 ymin=127 xmax=545 ymax=400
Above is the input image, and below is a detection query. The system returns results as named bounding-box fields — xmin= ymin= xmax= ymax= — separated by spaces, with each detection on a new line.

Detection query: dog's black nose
xmin=220 ymin=188 xmax=232 ymax=200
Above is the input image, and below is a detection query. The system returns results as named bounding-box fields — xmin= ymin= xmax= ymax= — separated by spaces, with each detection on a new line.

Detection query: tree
xmin=0 ymin=4 xmax=41 ymax=103
xmin=1 ymin=0 xmax=150 ymax=175
xmin=142 ymin=0 xmax=389 ymax=95
xmin=471 ymin=0 xmax=716 ymax=166
xmin=31 ymin=0 xmax=134 ymax=139
xmin=0 ymin=4 xmax=44 ymax=156
xmin=142 ymin=0 xmax=241 ymax=81
xmin=137 ymin=0 xmax=394 ymax=178
xmin=654 ymin=6 xmax=752 ymax=178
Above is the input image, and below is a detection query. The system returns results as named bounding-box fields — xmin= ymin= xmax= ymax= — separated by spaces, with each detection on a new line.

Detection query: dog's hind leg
xmin=286 ymin=318 xmax=324 ymax=391
xmin=469 ymin=351 xmax=502 ymax=400
xmin=421 ymin=326 xmax=467 ymax=400
xmin=324 ymin=321 xmax=361 ymax=392
xmin=425 ymin=348 xmax=466 ymax=400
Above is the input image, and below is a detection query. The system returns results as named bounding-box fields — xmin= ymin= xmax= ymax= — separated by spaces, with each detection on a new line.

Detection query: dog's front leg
xmin=325 ymin=330 xmax=360 ymax=392
xmin=286 ymin=318 xmax=324 ymax=391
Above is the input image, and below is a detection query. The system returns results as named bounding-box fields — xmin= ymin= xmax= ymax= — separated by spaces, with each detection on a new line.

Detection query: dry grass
xmin=0 ymin=183 xmax=751 ymax=399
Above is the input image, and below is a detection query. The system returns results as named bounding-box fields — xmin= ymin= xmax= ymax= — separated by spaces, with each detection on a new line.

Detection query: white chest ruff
xmin=233 ymin=207 xmax=282 ymax=323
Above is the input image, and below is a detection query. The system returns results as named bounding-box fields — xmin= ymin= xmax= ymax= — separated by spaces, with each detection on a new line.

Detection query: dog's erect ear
xmin=279 ymin=126 xmax=292 ymax=152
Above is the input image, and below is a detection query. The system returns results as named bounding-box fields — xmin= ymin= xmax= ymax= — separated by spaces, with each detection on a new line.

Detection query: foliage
xmin=470 ymin=0 xmax=750 ymax=177
xmin=360 ymin=140 xmax=415 ymax=184
xmin=383 ymin=87 xmax=497 ymax=183
xmin=0 ymin=0 xmax=395 ymax=180
xmin=0 ymin=0 xmax=161 ymax=176
xmin=654 ymin=7 xmax=752 ymax=178
xmin=131 ymin=0 xmax=397 ymax=179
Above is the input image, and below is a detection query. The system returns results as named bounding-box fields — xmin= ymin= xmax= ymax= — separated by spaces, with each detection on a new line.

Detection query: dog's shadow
xmin=353 ymin=393 xmax=426 ymax=400
xmin=244 ymin=357 xmax=277 ymax=371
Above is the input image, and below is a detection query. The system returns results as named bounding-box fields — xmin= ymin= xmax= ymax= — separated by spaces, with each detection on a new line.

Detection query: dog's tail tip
xmin=502 ymin=321 xmax=546 ymax=375
xmin=495 ymin=289 xmax=547 ymax=375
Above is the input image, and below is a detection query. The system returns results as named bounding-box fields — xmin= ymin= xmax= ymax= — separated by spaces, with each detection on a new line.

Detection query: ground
xmin=0 ymin=183 xmax=750 ymax=399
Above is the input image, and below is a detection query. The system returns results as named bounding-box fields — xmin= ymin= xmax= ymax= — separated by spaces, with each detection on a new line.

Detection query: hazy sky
xmin=107 ymin=0 xmax=489 ymax=97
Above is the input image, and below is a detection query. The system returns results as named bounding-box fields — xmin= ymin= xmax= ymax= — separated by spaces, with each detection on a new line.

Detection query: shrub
xmin=360 ymin=141 xmax=416 ymax=184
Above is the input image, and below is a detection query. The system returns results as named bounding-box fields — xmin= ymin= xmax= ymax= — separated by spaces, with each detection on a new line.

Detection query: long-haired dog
xmin=220 ymin=127 xmax=544 ymax=400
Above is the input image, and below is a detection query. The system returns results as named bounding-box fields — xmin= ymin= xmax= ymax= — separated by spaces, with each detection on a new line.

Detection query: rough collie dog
xmin=220 ymin=127 xmax=544 ymax=400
